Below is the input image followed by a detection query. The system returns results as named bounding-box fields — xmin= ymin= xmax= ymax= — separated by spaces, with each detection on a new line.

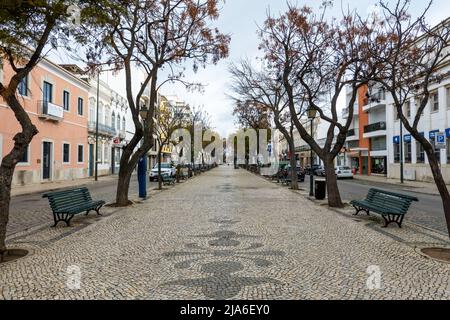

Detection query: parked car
xmin=314 ymin=166 xmax=325 ymax=177
xmin=305 ymin=164 xmax=322 ymax=175
xmin=284 ymin=165 xmax=306 ymax=182
xmin=149 ymin=163 xmax=176 ymax=181
xmin=335 ymin=166 xmax=354 ymax=179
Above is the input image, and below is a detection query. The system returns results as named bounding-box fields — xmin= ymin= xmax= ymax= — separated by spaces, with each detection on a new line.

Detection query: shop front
xmin=371 ymin=156 xmax=387 ymax=175
xmin=346 ymin=148 xmax=369 ymax=175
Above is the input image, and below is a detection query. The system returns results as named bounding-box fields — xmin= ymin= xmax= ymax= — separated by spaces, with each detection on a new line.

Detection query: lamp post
xmin=399 ymin=116 xmax=404 ymax=184
xmin=95 ymin=71 xmax=100 ymax=182
xmin=307 ymin=107 xmax=317 ymax=197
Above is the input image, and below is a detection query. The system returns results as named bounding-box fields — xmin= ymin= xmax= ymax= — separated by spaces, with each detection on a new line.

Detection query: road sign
xmin=436 ymin=132 xmax=446 ymax=149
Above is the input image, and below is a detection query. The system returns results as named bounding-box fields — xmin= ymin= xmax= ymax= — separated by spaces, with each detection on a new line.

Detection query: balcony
xmin=347 ymin=128 xmax=359 ymax=142
xmin=363 ymin=96 xmax=386 ymax=113
xmin=363 ymin=121 xmax=387 ymax=138
xmin=37 ymin=101 xmax=64 ymax=121
xmin=88 ymin=121 xmax=117 ymax=137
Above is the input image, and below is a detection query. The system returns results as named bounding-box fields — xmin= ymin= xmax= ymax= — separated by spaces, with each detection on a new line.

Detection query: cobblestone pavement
xmin=1 ymin=166 xmax=449 ymax=300
xmin=7 ymin=176 xmax=158 ymax=237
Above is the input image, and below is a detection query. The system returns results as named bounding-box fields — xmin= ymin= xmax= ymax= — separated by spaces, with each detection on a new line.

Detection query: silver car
xmin=335 ymin=166 xmax=354 ymax=179
xmin=149 ymin=163 xmax=176 ymax=181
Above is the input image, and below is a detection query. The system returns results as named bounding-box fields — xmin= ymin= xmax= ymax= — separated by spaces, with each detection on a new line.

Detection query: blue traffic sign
xmin=437 ymin=133 xmax=445 ymax=144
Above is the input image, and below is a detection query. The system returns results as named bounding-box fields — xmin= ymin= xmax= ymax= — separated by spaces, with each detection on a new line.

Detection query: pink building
xmin=0 ymin=57 xmax=90 ymax=186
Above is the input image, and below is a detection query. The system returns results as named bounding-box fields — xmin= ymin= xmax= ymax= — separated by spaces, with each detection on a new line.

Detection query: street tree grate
xmin=0 ymin=249 xmax=28 ymax=264
xmin=421 ymin=247 xmax=450 ymax=264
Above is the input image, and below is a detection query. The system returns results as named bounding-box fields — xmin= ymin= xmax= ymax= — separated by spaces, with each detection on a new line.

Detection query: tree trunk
xmin=424 ymin=146 xmax=450 ymax=237
xmin=115 ymin=132 xmax=146 ymax=206
xmin=0 ymin=94 xmax=38 ymax=258
xmin=115 ymin=163 xmax=134 ymax=206
xmin=288 ymin=139 xmax=299 ymax=190
xmin=0 ymin=166 xmax=14 ymax=260
xmin=324 ymin=156 xmax=343 ymax=208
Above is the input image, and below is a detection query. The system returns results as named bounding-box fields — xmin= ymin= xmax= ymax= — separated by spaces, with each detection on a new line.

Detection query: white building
xmin=386 ymin=63 xmax=450 ymax=182
xmin=61 ymin=65 xmax=129 ymax=177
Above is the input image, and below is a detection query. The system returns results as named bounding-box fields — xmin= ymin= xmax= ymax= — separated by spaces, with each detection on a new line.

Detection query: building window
xmin=430 ymin=91 xmax=439 ymax=112
xmin=43 ymin=81 xmax=53 ymax=103
xmin=416 ymin=141 xmax=425 ymax=163
xmin=89 ymin=100 xmax=95 ymax=122
xmin=404 ymin=100 xmax=411 ymax=118
xmin=18 ymin=146 xmax=29 ymax=164
xmin=18 ymin=76 xmax=28 ymax=96
xmin=371 ymin=137 xmax=386 ymax=152
xmin=447 ymin=87 xmax=450 ymax=109
xmin=97 ymin=143 xmax=102 ymax=164
xmin=63 ymin=143 xmax=70 ymax=163
xmin=104 ymin=144 xmax=109 ymax=164
xmin=112 ymin=112 xmax=115 ymax=129
xmin=63 ymin=91 xmax=70 ymax=111
xmin=77 ymin=145 xmax=84 ymax=163
xmin=394 ymin=107 xmax=399 ymax=121
xmin=122 ymin=117 xmax=126 ymax=131
xmin=77 ymin=98 xmax=84 ymax=115
xmin=404 ymin=140 xmax=412 ymax=163
xmin=394 ymin=143 xmax=400 ymax=163
xmin=117 ymin=115 xmax=120 ymax=131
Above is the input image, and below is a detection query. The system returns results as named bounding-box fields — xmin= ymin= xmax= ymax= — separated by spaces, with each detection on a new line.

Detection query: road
xmin=7 ymin=176 xmax=159 ymax=237
xmin=299 ymin=175 xmax=448 ymax=235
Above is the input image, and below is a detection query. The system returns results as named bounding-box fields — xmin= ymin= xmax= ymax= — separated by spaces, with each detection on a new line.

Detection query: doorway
xmin=89 ymin=144 xmax=94 ymax=177
xmin=111 ymin=147 xmax=115 ymax=175
xmin=42 ymin=141 xmax=52 ymax=180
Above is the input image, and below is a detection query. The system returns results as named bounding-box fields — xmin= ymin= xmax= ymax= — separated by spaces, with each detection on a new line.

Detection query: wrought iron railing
xmin=88 ymin=121 xmax=116 ymax=136
xmin=364 ymin=122 xmax=386 ymax=133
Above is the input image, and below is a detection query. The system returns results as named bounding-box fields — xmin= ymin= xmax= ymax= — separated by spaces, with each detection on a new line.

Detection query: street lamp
xmin=139 ymin=105 xmax=149 ymax=120
xmin=307 ymin=107 xmax=317 ymax=197
xmin=95 ymin=71 xmax=100 ymax=182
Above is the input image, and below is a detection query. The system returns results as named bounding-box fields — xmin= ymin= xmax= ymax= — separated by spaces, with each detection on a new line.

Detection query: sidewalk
xmin=353 ymin=174 xmax=445 ymax=196
xmin=11 ymin=175 xmax=120 ymax=197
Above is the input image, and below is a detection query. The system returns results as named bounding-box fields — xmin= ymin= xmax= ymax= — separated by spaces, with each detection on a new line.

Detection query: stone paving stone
xmin=0 ymin=166 xmax=449 ymax=300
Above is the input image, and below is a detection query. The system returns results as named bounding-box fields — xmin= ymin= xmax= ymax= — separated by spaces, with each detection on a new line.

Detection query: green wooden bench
xmin=350 ymin=188 xmax=418 ymax=228
xmin=161 ymin=173 xmax=175 ymax=185
xmin=43 ymin=187 xmax=106 ymax=227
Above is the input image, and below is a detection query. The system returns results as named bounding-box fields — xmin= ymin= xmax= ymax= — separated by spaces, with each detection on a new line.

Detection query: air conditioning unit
xmin=404 ymin=169 xmax=416 ymax=181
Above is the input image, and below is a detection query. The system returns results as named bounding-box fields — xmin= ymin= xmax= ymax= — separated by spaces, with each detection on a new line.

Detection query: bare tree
xmin=83 ymin=0 xmax=230 ymax=206
xmin=258 ymin=3 xmax=378 ymax=207
xmin=0 ymin=1 xmax=79 ymax=260
xmin=229 ymin=59 xmax=300 ymax=190
xmin=370 ymin=0 xmax=450 ymax=236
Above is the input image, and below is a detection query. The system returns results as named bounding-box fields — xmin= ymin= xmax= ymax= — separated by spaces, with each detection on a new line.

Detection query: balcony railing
xmin=347 ymin=129 xmax=358 ymax=137
xmin=38 ymin=100 xmax=64 ymax=121
xmin=364 ymin=121 xmax=386 ymax=134
xmin=88 ymin=121 xmax=116 ymax=136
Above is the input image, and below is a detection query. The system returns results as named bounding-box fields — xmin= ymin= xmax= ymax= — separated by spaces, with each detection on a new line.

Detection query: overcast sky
xmin=52 ymin=0 xmax=450 ymax=137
